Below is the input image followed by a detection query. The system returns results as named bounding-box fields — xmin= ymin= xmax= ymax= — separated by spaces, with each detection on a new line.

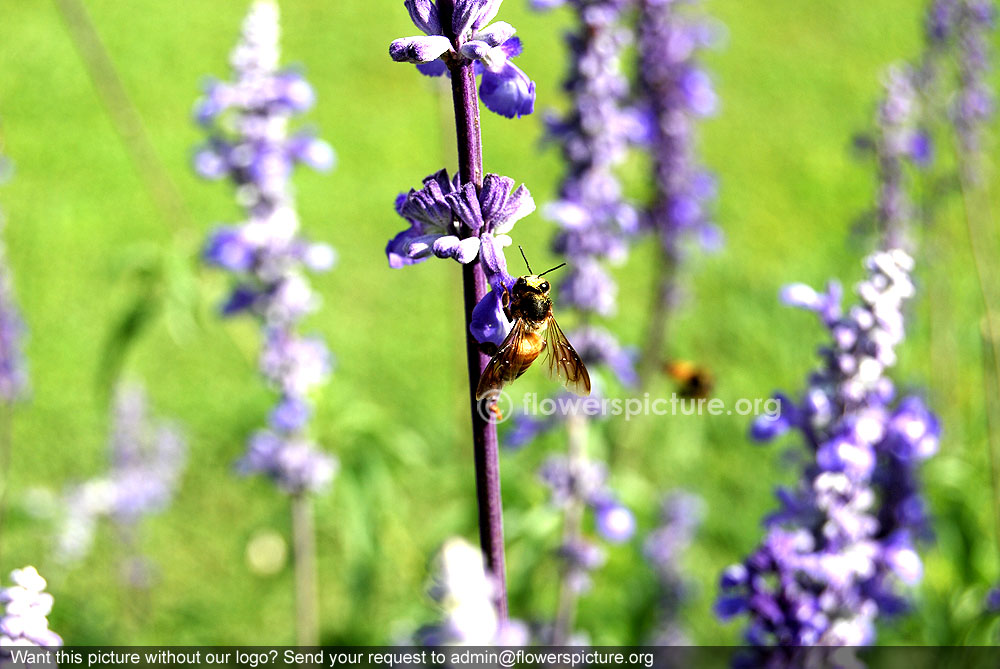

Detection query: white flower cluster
xmin=0 ymin=567 xmax=61 ymax=648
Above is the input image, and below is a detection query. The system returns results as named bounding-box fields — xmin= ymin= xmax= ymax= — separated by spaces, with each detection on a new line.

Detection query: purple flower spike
xmin=718 ymin=250 xmax=939 ymax=651
xmin=638 ymin=0 xmax=721 ymax=254
xmin=193 ymin=0 xmax=337 ymax=496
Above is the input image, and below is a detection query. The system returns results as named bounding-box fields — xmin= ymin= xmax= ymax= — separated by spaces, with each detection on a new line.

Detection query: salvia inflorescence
xmin=717 ymin=249 xmax=939 ymax=649
xmin=194 ymin=0 xmax=337 ymax=495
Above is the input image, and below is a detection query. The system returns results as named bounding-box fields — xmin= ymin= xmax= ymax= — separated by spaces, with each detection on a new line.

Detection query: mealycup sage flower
xmin=390 ymin=0 xmax=537 ymax=118
xmin=194 ymin=0 xmax=337 ymax=496
xmin=195 ymin=0 xmax=336 ymax=644
xmin=717 ymin=250 xmax=939 ymax=651
xmin=643 ymin=492 xmax=703 ymax=644
xmin=387 ymin=0 xmax=540 ymax=620
xmin=715 ymin=58 xmax=940 ymax=654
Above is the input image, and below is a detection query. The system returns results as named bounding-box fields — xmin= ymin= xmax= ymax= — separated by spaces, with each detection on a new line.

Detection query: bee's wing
xmin=543 ymin=314 xmax=591 ymax=397
xmin=476 ymin=318 xmax=530 ymax=401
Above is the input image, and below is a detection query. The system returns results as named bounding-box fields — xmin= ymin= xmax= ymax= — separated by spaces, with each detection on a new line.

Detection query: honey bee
xmin=476 ymin=249 xmax=591 ymax=401
xmin=664 ymin=360 xmax=714 ymax=399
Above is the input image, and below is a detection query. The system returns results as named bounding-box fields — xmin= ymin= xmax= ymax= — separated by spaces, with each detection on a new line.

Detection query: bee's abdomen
xmin=513 ymin=332 xmax=545 ymax=379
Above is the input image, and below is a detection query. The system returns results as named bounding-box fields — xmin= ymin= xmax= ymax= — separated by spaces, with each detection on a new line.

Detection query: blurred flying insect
xmin=476 ymin=248 xmax=591 ymax=401
xmin=664 ymin=359 xmax=714 ymax=399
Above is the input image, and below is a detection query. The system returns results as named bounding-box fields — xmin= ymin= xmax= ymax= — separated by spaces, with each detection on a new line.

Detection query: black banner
xmin=2 ymin=646 xmax=999 ymax=669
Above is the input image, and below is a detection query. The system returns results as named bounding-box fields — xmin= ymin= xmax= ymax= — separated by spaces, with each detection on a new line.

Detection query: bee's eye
xmin=539 ymin=281 xmax=550 ymax=292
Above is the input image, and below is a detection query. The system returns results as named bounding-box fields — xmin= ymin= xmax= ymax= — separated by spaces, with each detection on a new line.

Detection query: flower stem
xmin=639 ymin=242 xmax=679 ymax=387
xmin=291 ymin=492 xmax=320 ymax=644
xmin=552 ymin=413 xmax=588 ymax=645
xmin=440 ymin=0 xmax=507 ymax=620
xmin=52 ymin=0 xmax=194 ymax=234
xmin=957 ymin=157 xmax=1000 ymax=570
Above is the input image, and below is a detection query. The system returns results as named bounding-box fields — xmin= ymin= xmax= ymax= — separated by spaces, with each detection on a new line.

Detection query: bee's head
xmin=515 ymin=247 xmax=564 ymax=297
xmin=515 ymin=275 xmax=552 ymax=296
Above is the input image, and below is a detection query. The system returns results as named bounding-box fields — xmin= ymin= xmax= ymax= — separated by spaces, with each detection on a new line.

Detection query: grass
xmin=0 ymin=0 xmax=997 ymax=645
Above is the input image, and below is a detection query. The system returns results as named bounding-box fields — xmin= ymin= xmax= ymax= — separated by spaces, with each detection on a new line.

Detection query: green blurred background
xmin=0 ymin=0 xmax=997 ymax=645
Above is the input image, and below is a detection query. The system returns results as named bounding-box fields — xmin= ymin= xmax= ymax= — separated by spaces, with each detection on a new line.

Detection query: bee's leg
xmin=489 ymin=402 xmax=504 ymax=422
xmin=501 ymin=284 xmax=513 ymax=322
xmin=479 ymin=341 xmax=499 ymax=356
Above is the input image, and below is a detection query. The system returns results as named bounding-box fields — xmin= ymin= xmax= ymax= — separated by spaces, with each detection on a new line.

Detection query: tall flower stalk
xmin=193 ymin=0 xmax=336 ymax=644
xmin=635 ymin=0 xmax=721 ymax=384
xmin=644 ymin=492 xmax=702 ymax=644
xmin=914 ymin=0 xmax=1000 ymax=580
xmin=521 ymin=0 xmax=639 ymax=642
xmin=716 ymin=69 xmax=939 ymax=654
xmin=944 ymin=0 xmax=1000 ymax=572
xmin=388 ymin=0 xmax=540 ymax=620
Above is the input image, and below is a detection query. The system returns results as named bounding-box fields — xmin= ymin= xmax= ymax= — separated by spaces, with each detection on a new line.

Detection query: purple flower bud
xmin=205 ymin=226 xmax=255 ymax=271
xmin=275 ymin=72 xmax=315 ymax=111
xmin=270 ymin=396 xmax=311 ymax=432
xmin=390 ymin=35 xmax=454 ymax=63
xmin=479 ymin=62 xmax=536 ymax=119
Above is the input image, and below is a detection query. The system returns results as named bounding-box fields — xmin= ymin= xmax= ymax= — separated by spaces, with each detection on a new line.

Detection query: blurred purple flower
xmin=193 ymin=0 xmax=337 ymax=495
xmin=55 ymin=383 xmax=187 ymax=564
xmin=637 ymin=0 xmax=721 ymax=256
xmin=986 ymin=586 xmax=1000 ymax=613
xmin=0 ymin=146 xmax=28 ymax=403
xmin=872 ymin=66 xmax=926 ymax=248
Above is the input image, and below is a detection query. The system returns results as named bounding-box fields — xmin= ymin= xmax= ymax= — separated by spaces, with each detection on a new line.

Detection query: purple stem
xmin=440 ymin=0 xmax=508 ymax=620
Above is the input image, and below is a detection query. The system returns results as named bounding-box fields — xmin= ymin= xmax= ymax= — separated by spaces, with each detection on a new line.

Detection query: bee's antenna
xmin=519 ymin=245 xmax=533 ymax=274
xmin=538 ymin=262 xmax=567 ymax=277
